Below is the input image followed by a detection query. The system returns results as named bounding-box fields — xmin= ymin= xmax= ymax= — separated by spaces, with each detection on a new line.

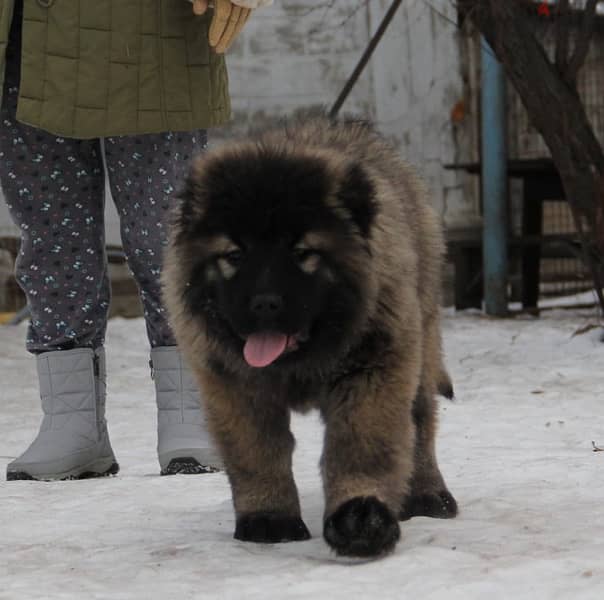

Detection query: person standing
xmin=1 ymin=0 xmax=272 ymax=481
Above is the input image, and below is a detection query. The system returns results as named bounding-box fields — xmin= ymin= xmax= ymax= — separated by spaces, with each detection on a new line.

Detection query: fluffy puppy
xmin=162 ymin=117 xmax=457 ymax=558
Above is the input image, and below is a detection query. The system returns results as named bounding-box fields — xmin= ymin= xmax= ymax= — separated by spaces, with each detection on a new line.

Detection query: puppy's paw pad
xmin=234 ymin=512 xmax=311 ymax=543
xmin=399 ymin=489 xmax=458 ymax=521
xmin=323 ymin=496 xmax=400 ymax=558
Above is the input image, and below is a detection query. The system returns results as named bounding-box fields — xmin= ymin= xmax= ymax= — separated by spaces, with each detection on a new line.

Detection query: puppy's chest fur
xmin=207 ymin=332 xmax=391 ymax=413
xmin=208 ymin=359 xmax=327 ymax=411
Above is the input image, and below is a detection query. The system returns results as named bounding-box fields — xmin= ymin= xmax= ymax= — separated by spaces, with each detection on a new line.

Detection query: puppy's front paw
xmin=399 ymin=489 xmax=458 ymax=521
xmin=234 ymin=512 xmax=311 ymax=543
xmin=323 ymin=496 xmax=400 ymax=558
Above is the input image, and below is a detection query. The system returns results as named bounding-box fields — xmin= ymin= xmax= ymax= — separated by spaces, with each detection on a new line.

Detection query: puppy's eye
xmin=293 ymin=248 xmax=321 ymax=274
xmin=293 ymin=248 xmax=316 ymax=263
xmin=223 ymin=250 xmax=243 ymax=266
xmin=216 ymin=250 xmax=243 ymax=280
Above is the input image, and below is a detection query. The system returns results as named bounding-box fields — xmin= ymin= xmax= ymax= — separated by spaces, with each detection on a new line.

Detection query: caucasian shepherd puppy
xmin=162 ymin=117 xmax=457 ymax=558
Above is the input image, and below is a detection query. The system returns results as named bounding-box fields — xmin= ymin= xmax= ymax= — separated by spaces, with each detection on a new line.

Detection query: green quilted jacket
xmin=0 ymin=0 xmax=231 ymax=138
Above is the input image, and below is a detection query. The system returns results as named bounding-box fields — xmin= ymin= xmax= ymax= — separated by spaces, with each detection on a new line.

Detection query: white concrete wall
xmin=216 ymin=0 xmax=376 ymax=134
xmin=220 ymin=0 xmax=479 ymax=229
xmin=367 ymin=0 xmax=479 ymax=228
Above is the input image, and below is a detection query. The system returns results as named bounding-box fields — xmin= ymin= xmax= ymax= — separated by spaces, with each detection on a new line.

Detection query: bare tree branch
xmin=565 ymin=0 xmax=599 ymax=84
xmin=555 ymin=0 xmax=571 ymax=71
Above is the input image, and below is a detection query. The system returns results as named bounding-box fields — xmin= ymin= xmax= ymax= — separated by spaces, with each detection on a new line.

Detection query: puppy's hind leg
xmin=399 ymin=319 xmax=458 ymax=521
xmin=398 ymin=385 xmax=458 ymax=520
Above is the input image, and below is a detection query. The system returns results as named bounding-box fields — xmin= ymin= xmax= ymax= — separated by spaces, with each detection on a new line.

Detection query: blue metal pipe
xmin=481 ymin=38 xmax=509 ymax=316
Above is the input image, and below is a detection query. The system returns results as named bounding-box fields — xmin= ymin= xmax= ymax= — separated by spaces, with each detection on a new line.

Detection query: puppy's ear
xmin=173 ymin=174 xmax=207 ymax=239
xmin=337 ymin=163 xmax=377 ymax=238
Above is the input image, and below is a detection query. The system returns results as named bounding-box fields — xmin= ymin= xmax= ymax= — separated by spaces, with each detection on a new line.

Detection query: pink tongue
xmin=244 ymin=332 xmax=288 ymax=368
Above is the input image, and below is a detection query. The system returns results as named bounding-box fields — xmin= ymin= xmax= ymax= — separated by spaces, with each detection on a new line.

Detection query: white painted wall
xmin=367 ymin=0 xmax=479 ymax=228
xmin=220 ymin=0 xmax=478 ymax=229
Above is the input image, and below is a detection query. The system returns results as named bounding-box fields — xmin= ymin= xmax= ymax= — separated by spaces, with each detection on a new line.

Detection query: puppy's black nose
xmin=250 ymin=294 xmax=283 ymax=319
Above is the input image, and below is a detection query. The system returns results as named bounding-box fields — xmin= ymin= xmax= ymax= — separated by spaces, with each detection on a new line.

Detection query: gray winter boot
xmin=6 ymin=347 xmax=119 ymax=481
xmin=151 ymin=346 xmax=223 ymax=475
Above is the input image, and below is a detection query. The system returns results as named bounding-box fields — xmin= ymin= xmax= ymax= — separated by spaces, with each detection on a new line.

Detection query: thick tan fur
xmin=162 ymin=117 xmax=455 ymax=554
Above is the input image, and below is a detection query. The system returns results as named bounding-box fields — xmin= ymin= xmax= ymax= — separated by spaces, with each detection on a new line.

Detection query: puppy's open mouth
xmin=243 ymin=332 xmax=306 ymax=368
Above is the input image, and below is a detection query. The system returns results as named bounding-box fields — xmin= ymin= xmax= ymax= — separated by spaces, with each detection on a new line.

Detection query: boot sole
xmin=6 ymin=459 xmax=120 ymax=482
xmin=161 ymin=457 xmax=220 ymax=476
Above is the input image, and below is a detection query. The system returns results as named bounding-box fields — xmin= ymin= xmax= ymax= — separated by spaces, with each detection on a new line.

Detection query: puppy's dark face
xmin=175 ymin=148 xmax=376 ymax=375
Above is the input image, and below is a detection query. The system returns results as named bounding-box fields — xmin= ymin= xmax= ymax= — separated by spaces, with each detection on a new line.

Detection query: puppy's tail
xmin=437 ymin=369 xmax=455 ymax=400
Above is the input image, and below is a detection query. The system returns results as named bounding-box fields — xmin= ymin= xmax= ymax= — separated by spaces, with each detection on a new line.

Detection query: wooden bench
xmin=445 ymin=158 xmax=582 ymax=310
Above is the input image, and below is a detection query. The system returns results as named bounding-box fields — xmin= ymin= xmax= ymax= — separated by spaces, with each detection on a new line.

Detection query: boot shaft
xmin=37 ymin=347 xmax=106 ymax=437
xmin=150 ymin=346 xmax=222 ymax=473
xmin=150 ymin=346 xmax=202 ymax=426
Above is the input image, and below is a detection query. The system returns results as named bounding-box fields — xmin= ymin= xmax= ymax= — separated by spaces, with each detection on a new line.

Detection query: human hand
xmin=191 ymin=0 xmax=207 ymax=15
xmin=190 ymin=0 xmax=273 ymax=13
xmin=191 ymin=0 xmax=273 ymax=53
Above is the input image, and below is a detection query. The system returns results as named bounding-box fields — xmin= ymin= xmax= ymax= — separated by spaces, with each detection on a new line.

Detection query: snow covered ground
xmin=1 ymin=310 xmax=603 ymax=600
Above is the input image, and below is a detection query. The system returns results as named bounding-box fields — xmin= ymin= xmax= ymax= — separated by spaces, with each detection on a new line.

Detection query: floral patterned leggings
xmin=0 ymin=9 xmax=207 ymax=353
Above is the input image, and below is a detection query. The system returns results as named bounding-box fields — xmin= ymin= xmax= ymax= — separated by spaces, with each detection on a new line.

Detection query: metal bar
xmin=481 ymin=38 xmax=509 ymax=316
xmin=521 ymin=177 xmax=544 ymax=310
xmin=329 ymin=0 xmax=403 ymax=119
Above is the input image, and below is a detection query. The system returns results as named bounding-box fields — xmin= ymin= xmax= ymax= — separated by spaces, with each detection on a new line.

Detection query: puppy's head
xmin=168 ymin=142 xmax=378 ymax=376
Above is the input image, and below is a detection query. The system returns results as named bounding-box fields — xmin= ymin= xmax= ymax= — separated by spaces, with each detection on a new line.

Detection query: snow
xmin=1 ymin=310 xmax=603 ymax=599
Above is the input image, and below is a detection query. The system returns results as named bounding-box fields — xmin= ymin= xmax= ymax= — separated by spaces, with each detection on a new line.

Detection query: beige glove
xmin=192 ymin=0 xmax=272 ymax=53
xmin=229 ymin=0 xmax=273 ymax=6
